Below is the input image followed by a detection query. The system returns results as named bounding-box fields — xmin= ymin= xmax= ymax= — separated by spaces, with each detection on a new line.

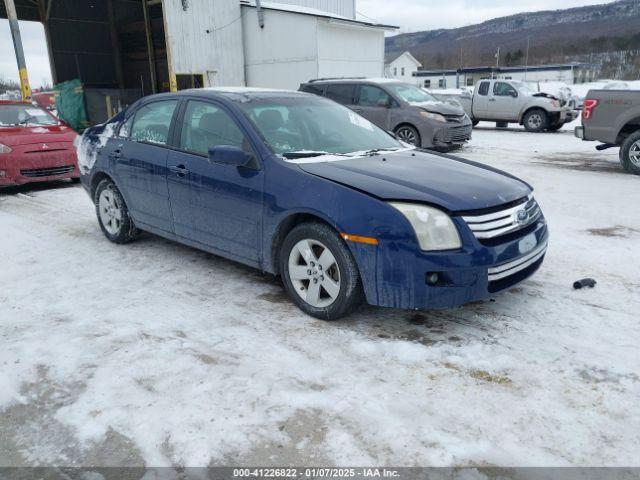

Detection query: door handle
xmin=169 ymin=165 xmax=189 ymax=177
xmin=489 ymin=98 xmax=496 ymax=102
xmin=109 ymin=149 xmax=122 ymax=160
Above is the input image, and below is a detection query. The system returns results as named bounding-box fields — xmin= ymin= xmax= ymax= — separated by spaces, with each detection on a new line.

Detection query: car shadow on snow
xmin=0 ymin=179 xmax=79 ymax=196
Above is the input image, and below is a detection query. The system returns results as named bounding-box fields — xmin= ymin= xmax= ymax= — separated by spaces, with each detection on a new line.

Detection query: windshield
xmin=511 ymin=81 xmax=536 ymax=94
xmin=236 ymin=95 xmax=402 ymax=158
xmin=386 ymin=84 xmax=438 ymax=103
xmin=0 ymin=104 xmax=59 ymax=127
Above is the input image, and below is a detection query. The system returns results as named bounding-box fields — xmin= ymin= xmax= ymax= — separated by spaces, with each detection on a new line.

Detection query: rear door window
xmin=478 ymin=82 xmax=490 ymax=96
xmin=129 ymin=100 xmax=178 ymax=145
xmin=325 ymin=84 xmax=356 ymax=105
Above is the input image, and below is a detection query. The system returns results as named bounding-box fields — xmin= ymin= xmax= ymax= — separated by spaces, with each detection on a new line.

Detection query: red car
xmin=0 ymin=100 xmax=79 ymax=187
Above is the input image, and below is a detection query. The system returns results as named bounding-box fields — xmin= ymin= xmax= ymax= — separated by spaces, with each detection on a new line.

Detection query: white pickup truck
xmin=468 ymin=79 xmax=577 ymax=132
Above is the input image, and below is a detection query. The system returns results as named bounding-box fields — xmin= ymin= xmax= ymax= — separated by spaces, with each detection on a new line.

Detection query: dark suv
xmin=300 ymin=78 xmax=472 ymax=150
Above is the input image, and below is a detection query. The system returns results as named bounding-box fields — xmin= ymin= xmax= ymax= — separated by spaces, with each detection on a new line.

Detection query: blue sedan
xmin=78 ymin=88 xmax=548 ymax=320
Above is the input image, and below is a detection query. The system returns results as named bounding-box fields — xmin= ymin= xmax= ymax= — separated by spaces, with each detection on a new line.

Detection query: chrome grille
xmin=488 ymin=240 xmax=548 ymax=282
xmin=462 ymin=195 xmax=542 ymax=240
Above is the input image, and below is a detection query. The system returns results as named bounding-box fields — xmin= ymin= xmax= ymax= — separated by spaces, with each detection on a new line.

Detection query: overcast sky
xmin=1 ymin=0 xmax=619 ymax=89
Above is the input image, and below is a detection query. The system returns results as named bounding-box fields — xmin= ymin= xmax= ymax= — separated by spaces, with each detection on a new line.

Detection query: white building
xmin=242 ymin=2 xmax=394 ymax=89
xmin=413 ymin=63 xmax=597 ymax=90
xmin=162 ymin=0 xmax=395 ymax=91
xmin=2 ymin=0 xmax=396 ymax=122
xmin=384 ymin=51 xmax=422 ymax=82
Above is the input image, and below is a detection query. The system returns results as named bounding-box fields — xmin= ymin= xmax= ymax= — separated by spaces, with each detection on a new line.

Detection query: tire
xmin=620 ymin=130 xmax=640 ymax=175
xmin=523 ymin=109 xmax=549 ymax=132
xmin=280 ymin=222 xmax=364 ymax=320
xmin=471 ymin=118 xmax=480 ymax=127
xmin=394 ymin=125 xmax=421 ymax=147
xmin=547 ymin=122 xmax=563 ymax=132
xmin=94 ymin=178 xmax=139 ymax=244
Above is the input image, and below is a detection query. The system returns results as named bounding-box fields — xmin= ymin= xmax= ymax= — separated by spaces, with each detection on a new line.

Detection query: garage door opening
xmin=1 ymin=0 xmax=172 ymax=123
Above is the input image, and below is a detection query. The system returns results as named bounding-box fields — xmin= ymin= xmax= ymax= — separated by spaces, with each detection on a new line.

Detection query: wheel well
xmin=90 ymin=171 xmax=112 ymax=199
xmin=616 ymin=117 xmax=640 ymax=144
xmin=271 ymin=213 xmax=333 ymax=274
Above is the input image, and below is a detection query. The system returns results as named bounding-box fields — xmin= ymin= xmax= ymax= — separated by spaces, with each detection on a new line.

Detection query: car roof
xmin=305 ymin=78 xmax=409 ymax=86
xmin=136 ymin=87 xmax=313 ymax=106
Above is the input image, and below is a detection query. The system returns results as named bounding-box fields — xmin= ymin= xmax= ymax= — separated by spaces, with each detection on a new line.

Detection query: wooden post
xmin=106 ymin=0 xmax=125 ymax=91
xmin=4 ymin=0 xmax=32 ymax=100
xmin=141 ymin=0 xmax=158 ymax=94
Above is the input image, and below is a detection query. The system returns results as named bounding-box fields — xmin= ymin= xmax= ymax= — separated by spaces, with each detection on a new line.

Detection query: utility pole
xmin=4 ymin=0 xmax=32 ymax=100
xmin=524 ymin=36 xmax=530 ymax=81
xmin=256 ymin=0 xmax=265 ymax=28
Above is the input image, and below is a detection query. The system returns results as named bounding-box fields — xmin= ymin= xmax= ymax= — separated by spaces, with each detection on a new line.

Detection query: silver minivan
xmin=300 ymin=78 xmax=472 ymax=150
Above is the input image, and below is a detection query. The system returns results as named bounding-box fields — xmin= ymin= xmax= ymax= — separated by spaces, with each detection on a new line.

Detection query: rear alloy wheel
xmin=281 ymin=222 xmax=364 ymax=320
xmin=620 ymin=131 xmax=640 ymax=175
xmin=94 ymin=178 xmax=139 ymax=244
xmin=523 ymin=109 xmax=549 ymax=132
xmin=394 ymin=125 xmax=421 ymax=147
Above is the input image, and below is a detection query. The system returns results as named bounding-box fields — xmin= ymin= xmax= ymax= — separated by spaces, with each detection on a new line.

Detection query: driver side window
xmin=357 ymin=86 xmax=391 ymax=108
xmin=494 ymin=82 xmax=517 ymax=97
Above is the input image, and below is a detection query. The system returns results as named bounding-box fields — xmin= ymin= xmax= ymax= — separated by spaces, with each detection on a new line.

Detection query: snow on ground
xmin=1 ymin=127 xmax=640 ymax=468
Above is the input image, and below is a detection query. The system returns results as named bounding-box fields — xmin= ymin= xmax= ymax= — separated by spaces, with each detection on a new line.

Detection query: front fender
xmin=261 ymin=159 xmax=415 ymax=305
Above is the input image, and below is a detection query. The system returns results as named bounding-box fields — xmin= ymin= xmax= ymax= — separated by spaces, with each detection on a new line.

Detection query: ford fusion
xmin=78 ymin=88 xmax=548 ymax=320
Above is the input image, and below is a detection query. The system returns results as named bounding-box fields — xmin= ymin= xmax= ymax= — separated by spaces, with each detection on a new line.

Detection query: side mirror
xmin=510 ymin=90 xmax=518 ymax=98
xmin=208 ymin=145 xmax=252 ymax=167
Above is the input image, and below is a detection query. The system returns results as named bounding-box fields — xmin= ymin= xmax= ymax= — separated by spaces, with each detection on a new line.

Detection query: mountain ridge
xmin=386 ymin=0 xmax=640 ymax=78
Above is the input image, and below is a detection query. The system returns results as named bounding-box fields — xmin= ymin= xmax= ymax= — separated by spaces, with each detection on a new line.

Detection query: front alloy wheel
xmin=288 ymin=239 xmax=341 ymax=308
xmin=395 ymin=125 xmax=421 ymax=146
xmin=281 ymin=222 xmax=364 ymax=320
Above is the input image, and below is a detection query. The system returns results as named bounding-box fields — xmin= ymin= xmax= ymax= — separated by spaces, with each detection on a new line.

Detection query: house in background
xmin=385 ymin=51 xmax=422 ymax=82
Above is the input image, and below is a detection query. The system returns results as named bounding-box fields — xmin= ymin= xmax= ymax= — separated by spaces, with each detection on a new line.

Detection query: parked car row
xmin=3 ymin=77 xmax=636 ymax=320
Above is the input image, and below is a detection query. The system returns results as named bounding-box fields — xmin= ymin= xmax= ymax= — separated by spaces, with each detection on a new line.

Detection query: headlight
xmin=390 ymin=203 xmax=462 ymax=251
xmin=420 ymin=111 xmax=447 ymax=123
xmin=0 ymin=143 xmax=13 ymax=154
xmin=551 ymin=100 xmax=560 ymax=108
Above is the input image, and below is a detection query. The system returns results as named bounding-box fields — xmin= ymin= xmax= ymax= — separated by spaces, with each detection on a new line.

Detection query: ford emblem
xmin=515 ymin=209 xmax=528 ymax=225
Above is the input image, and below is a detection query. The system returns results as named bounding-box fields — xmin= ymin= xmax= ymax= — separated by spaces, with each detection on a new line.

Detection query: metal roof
xmin=240 ymin=1 xmax=398 ymax=29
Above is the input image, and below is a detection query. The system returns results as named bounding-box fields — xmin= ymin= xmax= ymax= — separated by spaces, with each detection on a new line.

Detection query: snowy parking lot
xmin=1 ymin=124 xmax=639 ymax=468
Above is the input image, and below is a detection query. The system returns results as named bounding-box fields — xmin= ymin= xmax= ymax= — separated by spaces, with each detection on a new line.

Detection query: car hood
xmin=0 ymin=125 xmax=77 ymax=146
xmin=409 ymin=101 xmax=465 ymax=116
xmin=297 ymin=150 xmax=531 ymax=212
